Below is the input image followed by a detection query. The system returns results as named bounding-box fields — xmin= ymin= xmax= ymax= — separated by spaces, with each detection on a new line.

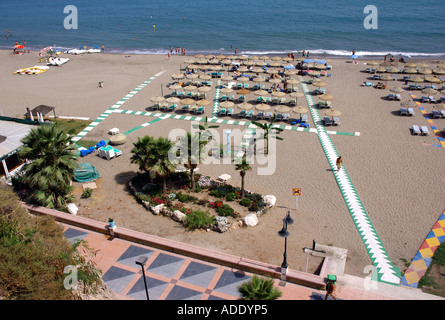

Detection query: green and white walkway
xmin=300 ymin=77 xmax=401 ymax=285
xmin=71 ymin=71 xmax=165 ymax=143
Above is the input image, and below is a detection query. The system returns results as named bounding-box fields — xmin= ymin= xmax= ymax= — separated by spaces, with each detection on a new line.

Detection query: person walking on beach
xmin=336 ymin=156 xmax=342 ymax=171
xmin=325 ymin=280 xmax=337 ymax=300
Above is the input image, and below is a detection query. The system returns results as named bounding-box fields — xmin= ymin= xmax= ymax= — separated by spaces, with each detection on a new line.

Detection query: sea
xmin=1 ymin=0 xmax=444 ymax=59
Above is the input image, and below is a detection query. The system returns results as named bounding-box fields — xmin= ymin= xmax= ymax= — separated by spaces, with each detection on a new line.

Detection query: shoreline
xmin=3 ymin=47 xmax=445 ymax=61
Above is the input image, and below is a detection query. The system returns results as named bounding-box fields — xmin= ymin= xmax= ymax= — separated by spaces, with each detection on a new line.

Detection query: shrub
xmin=208 ymin=200 xmax=224 ymax=209
xmin=239 ymin=198 xmax=252 ymax=207
xmin=248 ymin=202 xmax=259 ymax=212
xmin=216 ymin=204 xmax=235 ymax=217
xmin=176 ymin=192 xmax=197 ymax=203
xmin=183 ymin=209 xmax=214 ymax=230
xmin=225 ymin=192 xmax=237 ymax=202
xmin=81 ymin=188 xmax=93 ymax=199
xmin=197 ymin=176 xmax=212 ymax=188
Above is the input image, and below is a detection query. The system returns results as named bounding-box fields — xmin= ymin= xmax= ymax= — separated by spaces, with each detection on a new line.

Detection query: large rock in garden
xmin=243 ymin=213 xmax=258 ymax=227
xmin=150 ymin=204 xmax=164 ymax=215
xmin=263 ymin=195 xmax=276 ymax=207
xmin=172 ymin=210 xmax=186 ymax=223
xmin=213 ymin=216 xmax=230 ymax=233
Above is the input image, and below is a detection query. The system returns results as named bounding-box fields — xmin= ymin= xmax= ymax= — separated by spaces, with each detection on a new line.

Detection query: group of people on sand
xmin=168 ymin=46 xmax=186 ymax=58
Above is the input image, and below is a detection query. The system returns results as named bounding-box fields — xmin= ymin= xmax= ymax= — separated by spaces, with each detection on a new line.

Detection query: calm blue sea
xmin=0 ymin=0 xmax=444 ymax=58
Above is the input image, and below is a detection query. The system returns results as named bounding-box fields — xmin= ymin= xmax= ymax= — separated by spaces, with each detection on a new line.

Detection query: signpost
xmin=292 ymin=188 xmax=301 ymax=210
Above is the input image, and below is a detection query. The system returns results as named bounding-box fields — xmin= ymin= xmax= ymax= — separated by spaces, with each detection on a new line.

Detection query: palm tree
xmin=237 ymin=275 xmax=282 ymax=300
xmin=130 ymin=136 xmax=176 ymax=192
xmin=235 ymin=156 xmax=251 ymax=199
xmin=251 ymin=114 xmax=284 ymax=155
xmin=175 ymin=132 xmax=207 ymax=191
xmin=19 ymin=124 xmax=78 ymax=209
xmin=130 ymin=135 xmax=155 ymax=178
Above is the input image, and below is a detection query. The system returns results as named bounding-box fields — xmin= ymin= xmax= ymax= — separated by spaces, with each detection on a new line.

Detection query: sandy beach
xmin=2 ymin=49 xmax=444 ymax=279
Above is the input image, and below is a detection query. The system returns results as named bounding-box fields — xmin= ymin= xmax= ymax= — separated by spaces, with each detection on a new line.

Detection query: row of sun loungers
xmin=432 ymin=110 xmax=445 ymax=118
xmin=399 ymin=107 xmax=415 ymax=116
xmin=323 ymin=116 xmax=340 ymax=126
xmin=387 ymin=93 xmax=402 ymax=101
xmin=411 ymin=125 xmax=429 ymax=136
xmin=421 ymin=96 xmax=438 ymax=103
xmin=171 ymin=91 xmax=207 ymax=100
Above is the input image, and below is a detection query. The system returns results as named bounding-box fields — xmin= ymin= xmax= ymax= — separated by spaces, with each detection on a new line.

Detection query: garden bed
xmin=128 ymin=172 xmax=276 ymax=233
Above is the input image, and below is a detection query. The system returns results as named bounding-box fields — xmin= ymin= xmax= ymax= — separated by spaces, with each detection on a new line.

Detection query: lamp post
xmin=135 ymin=256 xmax=149 ymax=300
xmin=278 ymin=210 xmax=294 ymax=279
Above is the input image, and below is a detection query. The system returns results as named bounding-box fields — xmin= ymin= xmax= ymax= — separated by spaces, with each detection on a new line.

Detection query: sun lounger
xmin=420 ymin=126 xmax=429 ymax=135
xmin=219 ymin=108 xmax=227 ymax=116
xmin=441 ymin=110 xmax=445 ymax=118
xmin=415 ymin=84 xmax=422 ymax=90
xmin=332 ymin=117 xmax=340 ymax=125
xmin=159 ymin=103 xmax=168 ymax=111
xmin=301 ymin=114 xmax=308 ymax=123
xmin=283 ymin=113 xmax=289 ymax=121
xmin=432 ymin=110 xmax=441 ymax=118
xmin=421 ymin=96 xmax=429 ymax=103
xmin=429 ymin=96 xmax=437 ymax=103
xmin=289 ymin=99 xmax=297 ymax=106
xmin=227 ymin=108 xmax=234 ymax=116
xmin=364 ymin=82 xmax=373 ymax=87
xmin=152 ymin=103 xmax=160 ymax=110
xmin=441 ymin=97 xmax=445 ymax=103
xmin=272 ymin=97 xmax=280 ymax=104
xmin=196 ymin=107 xmax=204 ymax=114
xmin=387 ymin=93 xmax=395 ymax=100
xmin=227 ymin=95 xmax=235 ymax=101
xmin=395 ymin=94 xmax=401 ymax=101
xmin=189 ymin=105 xmax=198 ymax=113
xmin=280 ymin=98 xmax=287 ymax=104
xmin=237 ymin=95 xmax=245 ymax=103
xmin=246 ymin=110 xmax=254 ymax=118
xmin=409 ymin=84 xmax=416 ymax=91
xmin=411 ymin=125 xmax=421 ymax=135
xmin=400 ymin=107 xmax=408 ymax=116
xmin=169 ymin=104 xmax=177 ymax=111
xmin=181 ymin=105 xmax=189 ymax=112
xmin=407 ymin=108 xmax=414 ymax=116
xmin=256 ymin=112 xmax=264 ymax=119
xmin=276 ymin=113 xmax=283 ymax=120
xmin=265 ymin=112 xmax=272 ymax=120
xmin=238 ymin=110 xmax=246 ymax=118
xmin=323 ymin=116 xmax=332 ymax=126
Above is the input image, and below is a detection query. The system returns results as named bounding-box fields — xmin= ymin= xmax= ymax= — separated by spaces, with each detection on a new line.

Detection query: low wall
xmin=23 ymin=203 xmax=330 ymax=289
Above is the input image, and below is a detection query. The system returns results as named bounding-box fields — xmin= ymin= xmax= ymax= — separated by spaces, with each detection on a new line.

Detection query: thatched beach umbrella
xmin=410 ymin=76 xmax=424 ymax=83
xmin=405 ymin=63 xmax=417 ymax=68
xmin=197 ymin=99 xmax=211 ymax=106
xmin=238 ymin=67 xmax=250 ymax=73
xmin=325 ymin=109 xmax=341 ymax=118
xmin=184 ymin=85 xmax=197 ymax=92
xmin=293 ymin=106 xmax=309 ymax=115
xmin=180 ymin=98 xmax=196 ymax=106
xmin=313 ymin=81 xmax=326 ymax=87
xmin=166 ymin=97 xmax=180 ymax=104
xmin=433 ymin=69 xmax=445 ymax=75
xmin=422 ymin=87 xmax=437 ymax=95
xmin=387 ymin=67 xmax=400 ymax=73
xmin=425 ymin=76 xmax=441 ymax=84
xmin=319 ymin=93 xmax=334 ymax=101
xmin=220 ymin=87 xmax=234 ymax=95
xmin=269 ymin=78 xmax=282 ymax=84
xmin=404 ymin=68 xmax=418 ymax=74
xmin=275 ymin=105 xmax=290 ymax=113
xmin=390 ymin=87 xmax=405 ymax=93
xmin=220 ymin=101 xmax=234 ymax=109
xmin=151 ymin=96 xmax=165 ymax=103
xmin=171 ymin=73 xmax=184 ymax=80
xmin=237 ymin=88 xmax=251 ymax=95
xmin=255 ymin=103 xmax=271 ymax=111
xmin=198 ymin=86 xmax=212 ymax=92
xmin=237 ymin=76 xmax=250 ymax=83
xmin=367 ymin=61 xmax=379 ymax=66
xmin=375 ymin=67 xmax=387 ymax=73
xmin=254 ymin=89 xmax=269 ymax=96
xmin=252 ymin=67 xmax=265 ymax=73
xmin=237 ymin=102 xmax=254 ymax=110
xmin=200 ymin=74 xmax=212 ymax=80
xmin=221 ymin=75 xmax=234 ymax=82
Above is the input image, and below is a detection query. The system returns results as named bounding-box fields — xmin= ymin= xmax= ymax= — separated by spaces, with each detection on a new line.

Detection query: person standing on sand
xmin=336 ymin=156 xmax=342 ymax=171
xmin=235 ymin=48 xmax=237 ymax=55
xmin=325 ymin=280 xmax=337 ymax=300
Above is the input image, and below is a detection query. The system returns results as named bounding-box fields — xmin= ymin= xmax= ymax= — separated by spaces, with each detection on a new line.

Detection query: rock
xmin=172 ymin=210 xmax=186 ymax=223
xmin=263 ymin=195 xmax=276 ymax=207
xmin=151 ymin=204 xmax=164 ymax=215
xmin=229 ymin=220 xmax=243 ymax=231
xmin=213 ymin=216 xmax=230 ymax=233
xmin=243 ymin=213 xmax=258 ymax=227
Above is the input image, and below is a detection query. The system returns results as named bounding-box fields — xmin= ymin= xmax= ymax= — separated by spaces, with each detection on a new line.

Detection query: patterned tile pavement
xmin=61 ymin=223 xmax=333 ymax=301
xmin=400 ymin=209 xmax=445 ymax=288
